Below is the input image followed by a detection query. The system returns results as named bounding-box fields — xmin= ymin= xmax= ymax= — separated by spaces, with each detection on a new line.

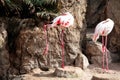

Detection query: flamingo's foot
xmin=104 ymin=69 xmax=109 ymax=73
xmin=106 ymin=66 xmax=109 ymax=71
xmin=102 ymin=68 xmax=105 ymax=72
xmin=102 ymin=67 xmax=110 ymax=73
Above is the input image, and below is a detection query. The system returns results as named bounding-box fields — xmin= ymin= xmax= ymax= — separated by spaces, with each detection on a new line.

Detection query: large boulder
xmin=54 ymin=66 xmax=84 ymax=78
xmin=86 ymin=41 xmax=111 ymax=66
xmin=75 ymin=53 xmax=89 ymax=69
xmin=10 ymin=0 xmax=88 ymax=74
xmin=0 ymin=0 xmax=88 ymax=76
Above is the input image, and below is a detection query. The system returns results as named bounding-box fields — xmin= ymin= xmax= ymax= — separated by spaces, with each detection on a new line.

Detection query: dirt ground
xmin=88 ymin=63 xmax=120 ymax=80
xmin=15 ymin=63 xmax=120 ymax=80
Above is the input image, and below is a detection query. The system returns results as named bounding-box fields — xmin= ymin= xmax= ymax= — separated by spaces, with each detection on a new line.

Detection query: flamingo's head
xmin=92 ymin=34 xmax=99 ymax=42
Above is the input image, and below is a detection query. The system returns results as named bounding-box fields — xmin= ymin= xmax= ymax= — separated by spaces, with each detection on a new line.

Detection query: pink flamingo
xmin=92 ymin=18 xmax=114 ymax=70
xmin=43 ymin=12 xmax=74 ymax=68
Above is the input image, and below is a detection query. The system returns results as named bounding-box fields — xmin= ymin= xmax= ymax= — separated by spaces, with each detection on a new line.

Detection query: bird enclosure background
xmin=0 ymin=0 xmax=120 ymax=80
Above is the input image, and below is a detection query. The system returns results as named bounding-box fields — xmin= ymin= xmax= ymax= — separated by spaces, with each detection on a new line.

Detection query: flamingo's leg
xmin=105 ymin=36 xmax=109 ymax=70
xmin=61 ymin=29 xmax=64 ymax=68
xmin=43 ymin=25 xmax=49 ymax=55
xmin=102 ymin=36 xmax=105 ymax=70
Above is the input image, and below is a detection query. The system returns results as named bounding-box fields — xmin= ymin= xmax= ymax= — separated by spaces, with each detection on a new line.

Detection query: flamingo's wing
xmin=60 ymin=14 xmax=74 ymax=27
xmin=93 ymin=21 xmax=106 ymax=42
xmin=50 ymin=12 xmax=74 ymax=28
xmin=51 ymin=16 xmax=61 ymax=26
xmin=104 ymin=20 xmax=114 ymax=35
xmin=98 ymin=20 xmax=114 ymax=35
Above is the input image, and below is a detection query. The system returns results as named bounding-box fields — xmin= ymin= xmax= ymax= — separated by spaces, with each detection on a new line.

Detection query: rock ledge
xmin=54 ymin=66 xmax=84 ymax=78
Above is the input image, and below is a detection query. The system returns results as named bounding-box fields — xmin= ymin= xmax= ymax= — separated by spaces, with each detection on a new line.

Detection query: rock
xmin=12 ymin=75 xmax=24 ymax=80
xmin=75 ymin=53 xmax=89 ymax=69
xmin=0 ymin=20 xmax=10 ymax=79
xmin=86 ymin=41 xmax=111 ymax=65
xmin=16 ymin=26 xmax=44 ymax=73
xmin=0 ymin=34 xmax=4 ymax=48
xmin=10 ymin=0 xmax=87 ymax=74
xmin=92 ymin=74 xmax=120 ymax=80
xmin=54 ymin=66 xmax=84 ymax=78
xmin=32 ymin=68 xmax=42 ymax=74
xmin=107 ymin=0 xmax=120 ymax=59
xmin=110 ymin=53 xmax=120 ymax=62
xmin=86 ymin=41 xmax=102 ymax=56
xmin=0 ymin=0 xmax=88 ymax=76
xmin=86 ymin=0 xmax=107 ymax=28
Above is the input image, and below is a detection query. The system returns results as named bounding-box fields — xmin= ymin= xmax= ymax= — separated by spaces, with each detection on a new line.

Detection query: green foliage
xmin=27 ymin=0 xmax=59 ymax=20
xmin=0 ymin=0 xmax=60 ymax=18
xmin=24 ymin=0 xmax=59 ymax=12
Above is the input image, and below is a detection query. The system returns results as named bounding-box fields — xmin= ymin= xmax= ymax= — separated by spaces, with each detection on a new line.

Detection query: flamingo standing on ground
xmin=92 ymin=18 xmax=114 ymax=70
xmin=43 ymin=12 xmax=74 ymax=68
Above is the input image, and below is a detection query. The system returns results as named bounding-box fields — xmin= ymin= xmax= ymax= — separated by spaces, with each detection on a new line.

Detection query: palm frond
xmin=36 ymin=11 xmax=58 ymax=20
xmin=0 ymin=0 xmax=60 ymax=18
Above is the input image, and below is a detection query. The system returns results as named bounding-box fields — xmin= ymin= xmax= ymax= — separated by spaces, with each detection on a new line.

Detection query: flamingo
xmin=50 ymin=12 xmax=74 ymax=28
xmin=43 ymin=12 xmax=74 ymax=68
xmin=92 ymin=18 xmax=114 ymax=70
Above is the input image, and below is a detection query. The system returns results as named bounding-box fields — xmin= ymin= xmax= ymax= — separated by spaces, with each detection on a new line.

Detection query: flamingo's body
xmin=50 ymin=12 xmax=74 ymax=28
xmin=43 ymin=12 xmax=74 ymax=68
xmin=93 ymin=18 xmax=114 ymax=42
xmin=92 ymin=18 xmax=114 ymax=70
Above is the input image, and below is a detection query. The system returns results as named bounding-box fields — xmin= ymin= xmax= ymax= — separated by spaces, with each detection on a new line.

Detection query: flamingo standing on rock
xmin=92 ymin=18 xmax=114 ymax=70
xmin=43 ymin=12 xmax=74 ymax=68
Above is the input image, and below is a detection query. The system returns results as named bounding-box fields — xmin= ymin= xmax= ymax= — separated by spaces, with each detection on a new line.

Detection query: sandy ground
xmin=88 ymin=63 xmax=120 ymax=80
xmin=14 ymin=63 xmax=120 ymax=80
